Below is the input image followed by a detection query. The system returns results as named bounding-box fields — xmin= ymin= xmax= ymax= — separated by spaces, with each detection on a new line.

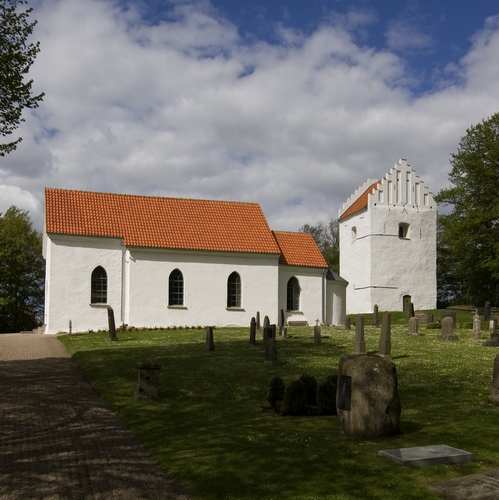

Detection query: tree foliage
xmin=299 ymin=218 xmax=339 ymax=272
xmin=0 ymin=0 xmax=44 ymax=156
xmin=436 ymin=112 xmax=499 ymax=305
xmin=0 ymin=206 xmax=45 ymax=332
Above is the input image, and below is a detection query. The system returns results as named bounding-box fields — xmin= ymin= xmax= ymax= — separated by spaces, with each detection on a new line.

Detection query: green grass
xmin=59 ymin=318 xmax=499 ymax=500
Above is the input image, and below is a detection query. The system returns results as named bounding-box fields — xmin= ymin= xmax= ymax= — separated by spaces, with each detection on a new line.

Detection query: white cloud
xmin=1 ymin=1 xmax=499 ymax=233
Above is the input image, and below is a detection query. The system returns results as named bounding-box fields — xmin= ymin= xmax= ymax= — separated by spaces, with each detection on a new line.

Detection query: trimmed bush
xmin=281 ymin=379 xmax=307 ymax=416
xmin=267 ymin=377 xmax=285 ymax=409
xmin=317 ymin=375 xmax=337 ymax=415
xmin=299 ymin=374 xmax=317 ymax=406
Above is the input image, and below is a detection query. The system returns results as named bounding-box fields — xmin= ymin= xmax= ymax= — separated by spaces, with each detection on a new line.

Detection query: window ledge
xmin=168 ymin=305 xmax=187 ymax=310
xmin=226 ymin=307 xmax=245 ymax=312
xmin=286 ymin=310 xmax=303 ymax=314
xmin=90 ymin=303 xmax=109 ymax=308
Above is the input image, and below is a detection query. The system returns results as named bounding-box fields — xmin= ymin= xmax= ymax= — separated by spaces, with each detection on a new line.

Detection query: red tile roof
xmin=272 ymin=231 xmax=328 ymax=268
xmin=339 ymin=180 xmax=380 ymax=220
xmin=45 ymin=188 xmax=281 ymax=255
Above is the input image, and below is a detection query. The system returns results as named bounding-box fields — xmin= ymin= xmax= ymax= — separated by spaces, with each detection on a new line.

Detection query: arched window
xmin=286 ymin=277 xmax=300 ymax=311
xmin=227 ymin=272 xmax=241 ymax=308
xmin=91 ymin=266 xmax=107 ymax=304
xmin=399 ymin=223 xmax=410 ymax=239
xmin=351 ymin=226 xmax=357 ymax=242
xmin=169 ymin=269 xmax=184 ymax=306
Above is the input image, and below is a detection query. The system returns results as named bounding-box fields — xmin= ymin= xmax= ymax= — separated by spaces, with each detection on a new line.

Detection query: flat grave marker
xmin=428 ymin=468 xmax=499 ymax=500
xmin=378 ymin=444 xmax=473 ymax=467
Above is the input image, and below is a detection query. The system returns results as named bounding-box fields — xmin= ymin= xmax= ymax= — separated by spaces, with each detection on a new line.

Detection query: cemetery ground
xmin=60 ymin=312 xmax=499 ymax=500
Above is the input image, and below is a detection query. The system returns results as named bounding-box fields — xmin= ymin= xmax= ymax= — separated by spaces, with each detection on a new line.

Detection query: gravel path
xmin=0 ymin=334 xmax=192 ymax=500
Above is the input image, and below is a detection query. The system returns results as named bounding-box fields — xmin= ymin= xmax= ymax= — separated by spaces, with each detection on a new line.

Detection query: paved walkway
xmin=0 ymin=334 xmax=192 ymax=500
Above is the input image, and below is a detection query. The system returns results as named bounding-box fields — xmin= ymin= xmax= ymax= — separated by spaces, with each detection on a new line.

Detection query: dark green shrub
xmin=299 ymin=374 xmax=317 ymax=406
xmin=281 ymin=379 xmax=307 ymax=416
xmin=317 ymin=375 xmax=337 ymax=415
xmin=267 ymin=377 xmax=285 ymax=409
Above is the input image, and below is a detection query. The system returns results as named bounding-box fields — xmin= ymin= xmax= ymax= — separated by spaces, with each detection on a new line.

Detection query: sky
xmin=1 ymin=0 xmax=499 ymax=232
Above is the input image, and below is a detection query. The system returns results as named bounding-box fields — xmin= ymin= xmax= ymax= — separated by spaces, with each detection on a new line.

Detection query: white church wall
xmin=126 ymin=248 xmax=280 ymax=328
xmin=278 ymin=266 xmax=324 ymax=325
xmin=326 ymin=280 xmax=348 ymax=326
xmin=44 ymin=235 xmax=123 ymax=334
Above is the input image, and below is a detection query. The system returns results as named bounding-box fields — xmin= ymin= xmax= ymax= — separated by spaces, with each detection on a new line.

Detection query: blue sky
xmin=1 ymin=0 xmax=499 ymax=231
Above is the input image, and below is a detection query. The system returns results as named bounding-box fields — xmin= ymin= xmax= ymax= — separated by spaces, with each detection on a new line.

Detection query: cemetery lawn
xmin=60 ymin=318 xmax=499 ymax=500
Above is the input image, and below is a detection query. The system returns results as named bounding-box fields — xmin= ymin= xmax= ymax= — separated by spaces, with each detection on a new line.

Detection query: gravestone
xmin=263 ymin=315 xmax=270 ymax=330
xmin=354 ymin=316 xmax=366 ymax=354
xmin=379 ymin=312 xmax=391 ymax=359
xmin=426 ymin=312 xmax=434 ymax=323
xmin=249 ymin=317 xmax=256 ymax=345
xmin=490 ymin=354 xmax=499 ymax=404
xmin=485 ymin=301 xmax=491 ymax=321
xmin=314 ymin=320 xmax=321 ymax=346
xmin=489 ymin=319 xmax=498 ymax=340
xmin=263 ymin=324 xmax=275 ymax=348
xmin=409 ymin=302 xmax=415 ymax=318
xmin=408 ymin=316 xmax=419 ymax=336
xmin=256 ymin=311 xmax=261 ymax=330
xmin=372 ymin=304 xmax=379 ymax=327
xmin=205 ymin=326 xmax=215 ymax=351
xmin=473 ymin=311 xmax=482 ymax=339
xmin=428 ymin=469 xmax=499 ymax=499
xmin=380 ymin=445 xmax=473 ymax=467
xmin=441 ymin=310 xmax=457 ymax=327
xmin=280 ymin=309 xmax=285 ymax=327
xmin=345 ymin=316 xmax=351 ymax=330
xmin=441 ymin=316 xmax=458 ymax=340
xmin=136 ymin=362 xmax=161 ymax=400
xmin=337 ymin=354 xmax=400 ymax=438
xmin=107 ymin=305 xmax=117 ymax=342
xmin=265 ymin=337 xmax=279 ymax=365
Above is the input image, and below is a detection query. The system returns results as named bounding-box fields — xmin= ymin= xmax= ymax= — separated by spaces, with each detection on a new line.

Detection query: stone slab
xmin=378 ymin=445 xmax=473 ymax=467
xmin=427 ymin=469 xmax=499 ymax=500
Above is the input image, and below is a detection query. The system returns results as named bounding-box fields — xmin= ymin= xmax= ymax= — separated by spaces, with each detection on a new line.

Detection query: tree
xmin=0 ymin=206 xmax=45 ymax=332
xmin=299 ymin=218 xmax=339 ymax=272
xmin=0 ymin=0 xmax=44 ymax=156
xmin=435 ymin=112 xmax=499 ymax=305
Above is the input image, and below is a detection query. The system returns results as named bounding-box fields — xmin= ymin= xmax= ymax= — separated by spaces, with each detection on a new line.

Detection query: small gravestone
xmin=249 ymin=317 xmax=256 ymax=345
xmin=136 ymin=362 xmax=161 ymax=400
xmin=426 ymin=312 xmax=434 ymax=323
xmin=265 ymin=337 xmax=279 ymax=365
xmin=409 ymin=302 xmax=415 ymax=318
xmin=490 ymin=319 xmax=498 ymax=340
xmin=263 ymin=315 xmax=270 ymax=330
xmin=473 ymin=311 xmax=482 ymax=339
xmin=280 ymin=325 xmax=287 ymax=338
xmin=490 ymin=355 xmax=499 ymax=404
xmin=205 ymin=326 xmax=215 ymax=351
xmin=441 ymin=316 xmax=458 ymax=340
xmin=354 ymin=316 xmax=365 ymax=354
xmin=345 ymin=316 xmax=351 ymax=330
xmin=337 ymin=354 xmax=400 ymax=438
xmin=380 ymin=445 xmax=473 ymax=467
xmin=485 ymin=301 xmax=491 ymax=321
xmin=256 ymin=311 xmax=261 ymax=330
xmin=107 ymin=305 xmax=117 ymax=342
xmin=314 ymin=320 xmax=321 ymax=346
xmin=441 ymin=310 xmax=457 ymax=327
xmin=408 ymin=317 xmax=419 ymax=336
xmin=379 ymin=312 xmax=391 ymax=359
xmin=372 ymin=305 xmax=379 ymax=327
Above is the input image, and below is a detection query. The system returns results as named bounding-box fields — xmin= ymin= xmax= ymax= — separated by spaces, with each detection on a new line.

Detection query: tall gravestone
xmin=409 ymin=302 xmax=415 ymax=318
xmin=263 ymin=315 xmax=270 ymax=330
xmin=379 ymin=312 xmax=392 ymax=359
xmin=441 ymin=317 xmax=458 ymax=340
xmin=485 ymin=301 xmax=491 ymax=322
xmin=205 ymin=326 xmax=215 ymax=351
xmin=249 ymin=317 xmax=257 ymax=345
xmin=107 ymin=305 xmax=117 ymax=342
xmin=408 ymin=317 xmax=419 ymax=336
xmin=314 ymin=321 xmax=322 ymax=346
xmin=473 ymin=311 xmax=482 ymax=339
xmin=280 ymin=309 xmax=285 ymax=327
xmin=256 ymin=311 xmax=261 ymax=330
xmin=337 ymin=354 xmax=401 ymax=438
xmin=345 ymin=316 xmax=351 ymax=330
xmin=263 ymin=324 xmax=275 ymax=349
xmin=354 ymin=316 xmax=365 ymax=354
xmin=372 ymin=305 xmax=379 ymax=327
xmin=265 ymin=337 xmax=279 ymax=366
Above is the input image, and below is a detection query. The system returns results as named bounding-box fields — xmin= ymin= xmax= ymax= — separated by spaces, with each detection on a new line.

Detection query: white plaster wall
xmin=126 ymin=249 xmax=280 ymax=328
xmin=326 ymin=280 xmax=348 ymax=326
xmin=278 ymin=266 xmax=324 ymax=326
xmin=44 ymin=235 xmax=123 ymax=334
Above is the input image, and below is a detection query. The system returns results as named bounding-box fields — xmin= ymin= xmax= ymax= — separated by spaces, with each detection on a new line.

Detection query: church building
xmin=43 ymin=188 xmax=347 ymax=334
xmin=338 ymin=159 xmax=437 ymax=314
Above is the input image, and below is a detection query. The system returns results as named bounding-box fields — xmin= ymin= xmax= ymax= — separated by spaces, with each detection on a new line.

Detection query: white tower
xmin=338 ymin=159 xmax=437 ymax=314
